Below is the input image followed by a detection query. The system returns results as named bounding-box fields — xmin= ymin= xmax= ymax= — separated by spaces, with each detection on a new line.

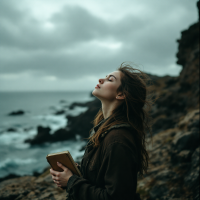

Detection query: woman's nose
xmin=99 ymin=78 xmax=104 ymax=84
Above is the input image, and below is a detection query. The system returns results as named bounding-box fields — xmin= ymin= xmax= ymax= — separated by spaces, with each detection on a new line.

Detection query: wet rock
xmin=154 ymin=169 xmax=177 ymax=182
xmin=184 ymin=147 xmax=200 ymax=198
xmin=8 ymin=110 xmax=25 ymax=116
xmin=6 ymin=128 xmax=17 ymax=132
xmin=23 ymin=127 xmax=33 ymax=132
xmin=24 ymin=126 xmax=51 ymax=145
xmin=0 ymin=173 xmax=66 ymax=200
xmin=152 ymin=117 xmax=176 ymax=134
xmin=24 ymin=126 xmax=75 ymax=145
xmin=164 ymin=76 xmax=178 ymax=88
xmin=0 ymin=173 xmax=21 ymax=183
xmin=66 ymin=98 xmax=101 ymax=138
xmin=172 ymin=129 xmax=199 ymax=152
xmin=51 ymin=128 xmax=75 ymax=141
xmin=171 ymin=150 xmax=192 ymax=164
xmin=68 ymin=101 xmax=90 ymax=110
xmin=187 ymin=119 xmax=200 ymax=130
xmin=149 ymin=182 xmax=168 ymax=199
xmin=53 ymin=110 xmax=66 ymax=115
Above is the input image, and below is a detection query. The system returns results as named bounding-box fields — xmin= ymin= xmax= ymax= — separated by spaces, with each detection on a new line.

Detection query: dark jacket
xmin=65 ymin=118 xmax=141 ymax=200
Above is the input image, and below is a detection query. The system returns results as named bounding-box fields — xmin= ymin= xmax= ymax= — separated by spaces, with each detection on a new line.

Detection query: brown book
xmin=46 ymin=150 xmax=82 ymax=177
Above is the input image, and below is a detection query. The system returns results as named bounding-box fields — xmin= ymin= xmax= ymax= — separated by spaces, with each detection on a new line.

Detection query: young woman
xmin=50 ymin=63 xmax=153 ymax=200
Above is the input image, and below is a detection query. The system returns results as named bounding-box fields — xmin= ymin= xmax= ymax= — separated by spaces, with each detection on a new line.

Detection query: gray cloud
xmin=0 ymin=0 xmax=198 ymax=90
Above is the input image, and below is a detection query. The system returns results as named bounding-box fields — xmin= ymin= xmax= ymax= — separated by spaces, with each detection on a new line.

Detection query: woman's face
xmin=92 ymin=70 xmax=122 ymax=101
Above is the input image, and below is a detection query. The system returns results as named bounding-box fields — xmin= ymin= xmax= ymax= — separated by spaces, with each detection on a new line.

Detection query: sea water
xmin=0 ymin=91 xmax=94 ymax=178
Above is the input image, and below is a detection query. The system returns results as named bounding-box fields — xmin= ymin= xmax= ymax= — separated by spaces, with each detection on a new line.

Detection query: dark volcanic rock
xmin=69 ymin=101 xmax=90 ymax=110
xmin=8 ymin=110 xmax=25 ymax=116
xmin=24 ymin=126 xmax=51 ymax=145
xmin=24 ymin=126 xmax=75 ymax=145
xmin=171 ymin=150 xmax=193 ymax=164
xmin=0 ymin=172 xmax=66 ymax=200
xmin=187 ymin=119 xmax=200 ymax=130
xmin=152 ymin=117 xmax=176 ymax=134
xmin=0 ymin=174 xmax=21 ymax=183
xmin=149 ymin=183 xmax=168 ymax=199
xmin=6 ymin=128 xmax=17 ymax=132
xmin=66 ymin=98 xmax=101 ymax=138
xmin=53 ymin=109 xmax=66 ymax=115
xmin=51 ymin=128 xmax=75 ymax=141
xmin=172 ymin=129 xmax=199 ymax=152
xmin=184 ymin=147 xmax=200 ymax=198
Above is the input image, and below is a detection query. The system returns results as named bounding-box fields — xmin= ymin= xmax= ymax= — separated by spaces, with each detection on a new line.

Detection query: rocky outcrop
xmin=8 ymin=110 xmax=25 ymax=116
xmin=0 ymin=168 xmax=67 ymax=200
xmin=136 ymin=1 xmax=199 ymax=199
xmin=66 ymin=98 xmax=101 ymax=138
xmin=24 ymin=126 xmax=75 ymax=145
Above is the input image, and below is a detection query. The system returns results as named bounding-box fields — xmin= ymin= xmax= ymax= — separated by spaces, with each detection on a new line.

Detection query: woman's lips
xmin=95 ymin=84 xmax=100 ymax=89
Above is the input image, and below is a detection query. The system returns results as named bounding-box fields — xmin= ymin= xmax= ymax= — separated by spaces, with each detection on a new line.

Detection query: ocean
xmin=0 ymin=91 xmax=94 ymax=179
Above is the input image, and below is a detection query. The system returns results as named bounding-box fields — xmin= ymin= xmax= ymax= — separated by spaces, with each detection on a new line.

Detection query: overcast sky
xmin=0 ymin=0 xmax=198 ymax=91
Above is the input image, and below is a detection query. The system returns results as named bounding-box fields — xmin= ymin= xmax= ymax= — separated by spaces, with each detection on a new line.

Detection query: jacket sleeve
xmin=65 ymin=142 xmax=139 ymax=200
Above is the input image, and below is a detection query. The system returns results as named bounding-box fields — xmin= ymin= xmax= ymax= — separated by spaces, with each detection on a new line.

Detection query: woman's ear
xmin=116 ymin=93 xmax=125 ymax=100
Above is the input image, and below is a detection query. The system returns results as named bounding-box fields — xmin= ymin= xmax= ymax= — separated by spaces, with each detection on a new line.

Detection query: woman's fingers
xmin=51 ymin=173 xmax=61 ymax=186
xmin=54 ymin=179 xmax=61 ymax=185
xmin=50 ymin=168 xmax=59 ymax=176
xmin=52 ymin=175 xmax=58 ymax=181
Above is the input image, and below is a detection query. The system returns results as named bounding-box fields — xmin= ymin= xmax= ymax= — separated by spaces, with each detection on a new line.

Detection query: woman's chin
xmin=92 ymin=89 xmax=97 ymax=96
xmin=92 ymin=89 xmax=101 ymax=99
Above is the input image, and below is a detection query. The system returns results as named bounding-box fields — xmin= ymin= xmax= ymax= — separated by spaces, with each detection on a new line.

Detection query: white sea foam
xmin=0 ymin=158 xmax=37 ymax=168
xmin=32 ymin=114 xmax=67 ymax=134
xmin=0 ymin=131 xmax=33 ymax=148
xmin=66 ymin=106 xmax=88 ymax=117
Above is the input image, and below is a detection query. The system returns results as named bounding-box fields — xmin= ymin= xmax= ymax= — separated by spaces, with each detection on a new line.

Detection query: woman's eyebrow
xmin=106 ymin=74 xmax=117 ymax=80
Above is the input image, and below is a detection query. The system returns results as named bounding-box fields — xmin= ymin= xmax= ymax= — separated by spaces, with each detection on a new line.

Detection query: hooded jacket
xmin=65 ymin=117 xmax=141 ymax=200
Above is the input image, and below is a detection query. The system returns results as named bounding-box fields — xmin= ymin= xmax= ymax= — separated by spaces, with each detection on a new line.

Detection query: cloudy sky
xmin=0 ymin=0 xmax=198 ymax=91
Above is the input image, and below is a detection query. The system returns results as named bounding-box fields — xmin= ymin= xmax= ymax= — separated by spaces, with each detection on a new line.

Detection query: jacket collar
xmin=94 ymin=117 xmax=110 ymax=132
xmin=86 ymin=118 xmax=131 ymax=150
xmin=90 ymin=116 xmax=131 ymax=139
xmin=100 ymin=123 xmax=131 ymax=139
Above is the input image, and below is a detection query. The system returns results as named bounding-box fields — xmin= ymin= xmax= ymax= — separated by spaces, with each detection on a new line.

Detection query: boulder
xmin=172 ymin=129 xmax=199 ymax=152
xmin=51 ymin=128 xmax=75 ymax=141
xmin=66 ymin=98 xmax=101 ymax=138
xmin=171 ymin=150 xmax=193 ymax=164
xmin=53 ymin=109 xmax=66 ymax=115
xmin=24 ymin=126 xmax=51 ymax=145
xmin=6 ymin=128 xmax=17 ymax=132
xmin=8 ymin=110 xmax=25 ymax=116
xmin=24 ymin=126 xmax=75 ymax=145
xmin=184 ymin=147 xmax=200 ymax=199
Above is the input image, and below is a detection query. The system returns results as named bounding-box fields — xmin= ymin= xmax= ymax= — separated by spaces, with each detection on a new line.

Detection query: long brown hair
xmin=86 ymin=62 xmax=155 ymax=177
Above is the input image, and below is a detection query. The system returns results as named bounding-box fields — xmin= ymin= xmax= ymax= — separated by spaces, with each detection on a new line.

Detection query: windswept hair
xmin=86 ymin=62 xmax=156 ymax=177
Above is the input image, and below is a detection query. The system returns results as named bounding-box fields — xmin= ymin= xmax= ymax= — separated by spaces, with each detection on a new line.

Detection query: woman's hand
xmin=50 ymin=162 xmax=73 ymax=188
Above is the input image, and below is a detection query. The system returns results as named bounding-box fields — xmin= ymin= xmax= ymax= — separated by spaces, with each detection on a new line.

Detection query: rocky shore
xmin=0 ymin=2 xmax=199 ymax=200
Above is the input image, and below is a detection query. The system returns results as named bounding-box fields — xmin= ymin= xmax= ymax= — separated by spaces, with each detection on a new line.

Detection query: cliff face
xmin=136 ymin=2 xmax=199 ymax=199
xmin=177 ymin=21 xmax=199 ymax=110
xmin=0 ymin=2 xmax=199 ymax=200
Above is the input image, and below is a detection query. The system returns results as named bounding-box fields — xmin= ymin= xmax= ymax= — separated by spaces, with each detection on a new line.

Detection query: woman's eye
xmin=108 ymin=79 xmax=112 ymax=81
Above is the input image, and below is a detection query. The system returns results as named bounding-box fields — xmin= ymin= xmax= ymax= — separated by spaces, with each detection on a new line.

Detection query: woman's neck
xmin=101 ymin=100 xmax=118 ymax=119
